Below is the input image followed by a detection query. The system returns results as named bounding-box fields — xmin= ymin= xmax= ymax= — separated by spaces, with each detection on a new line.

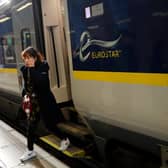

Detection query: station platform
xmin=0 ymin=120 xmax=70 ymax=168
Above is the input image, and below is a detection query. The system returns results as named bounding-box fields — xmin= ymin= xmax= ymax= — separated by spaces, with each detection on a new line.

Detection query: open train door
xmin=40 ymin=1 xmax=99 ymax=163
xmin=41 ymin=0 xmax=71 ymax=103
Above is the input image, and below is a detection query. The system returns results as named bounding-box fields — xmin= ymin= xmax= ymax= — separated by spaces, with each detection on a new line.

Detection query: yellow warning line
xmin=0 ymin=68 xmax=17 ymax=73
xmin=63 ymin=149 xmax=85 ymax=157
xmin=40 ymin=136 xmax=85 ymax=157
xmin=40 ymin=136 xmax=60 ymax=152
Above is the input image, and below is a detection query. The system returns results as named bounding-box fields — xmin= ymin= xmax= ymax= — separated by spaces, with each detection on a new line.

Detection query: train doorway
xmin=41 ymin=0 xmax=71 ymax=103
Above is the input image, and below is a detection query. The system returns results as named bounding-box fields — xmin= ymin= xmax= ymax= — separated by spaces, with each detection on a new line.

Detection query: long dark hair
xmin=21 ymin=46 xmax=44 ymax=65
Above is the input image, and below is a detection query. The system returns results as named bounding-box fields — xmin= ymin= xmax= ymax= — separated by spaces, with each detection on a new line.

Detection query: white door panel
xmin=41 ymin=0 xmax=71 ymax=103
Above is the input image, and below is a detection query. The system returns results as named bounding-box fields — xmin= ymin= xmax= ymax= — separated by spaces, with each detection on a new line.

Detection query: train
xmin=0 ymin=0 xmax=168 ymax=167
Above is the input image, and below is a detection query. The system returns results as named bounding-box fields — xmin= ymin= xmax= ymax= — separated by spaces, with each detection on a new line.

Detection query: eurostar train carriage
xmin=0 ymin=0 xmax=168 ymax=167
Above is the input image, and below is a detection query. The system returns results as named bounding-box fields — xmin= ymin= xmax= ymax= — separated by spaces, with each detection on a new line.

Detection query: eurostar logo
xmin=75 ymin=31 xmax=122 ymax=62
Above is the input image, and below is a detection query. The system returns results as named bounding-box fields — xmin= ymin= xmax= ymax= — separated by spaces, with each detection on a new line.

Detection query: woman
xmin=20 ymin=47 xmax=70 ymax=162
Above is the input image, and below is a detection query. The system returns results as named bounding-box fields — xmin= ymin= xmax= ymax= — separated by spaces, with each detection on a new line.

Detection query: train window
xmin=3 ymin=35 xmax=16 ymax=65
xmin=84 ymin=3 xmax=104 ymax=19
xmin=21 ymin=28 xmax=31 ymax=50
xmin=85 ymin=7 xmax=91 ymax=19
xmin=91 ymin=3 xmax=104 ymax=17
xmin=0 ymin=0 xmax=37 ymax=93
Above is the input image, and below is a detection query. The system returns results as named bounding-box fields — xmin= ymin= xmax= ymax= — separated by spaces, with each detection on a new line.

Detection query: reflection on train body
xmin=0 ymin=68 xmax=19 ymax=93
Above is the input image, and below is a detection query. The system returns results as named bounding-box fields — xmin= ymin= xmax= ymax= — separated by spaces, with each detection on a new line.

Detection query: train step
xmin=57 ymin=122 xmax=91 ymax=140
xmin=61 ymin=106 xmax=83 ymax=123
xmin=40 ymin=134 xmax=85 ymax=157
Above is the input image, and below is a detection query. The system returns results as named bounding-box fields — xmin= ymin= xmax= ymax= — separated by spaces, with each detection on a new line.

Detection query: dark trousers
xmin=27 ymin=110 xmax=65 ymax=151
xmin=27 ymin=118 xmax=39 ymax=151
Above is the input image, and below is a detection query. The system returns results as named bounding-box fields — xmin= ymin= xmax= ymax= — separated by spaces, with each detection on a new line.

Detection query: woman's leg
xmin=20 ymin=116 xmax=40 ymax=161
xmin=27 ymin=115 xmax=40 ymax=150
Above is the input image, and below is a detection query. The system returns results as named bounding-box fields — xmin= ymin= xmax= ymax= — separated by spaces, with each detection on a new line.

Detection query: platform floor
xmin=0 ymin=120 xmax=70 ymax=168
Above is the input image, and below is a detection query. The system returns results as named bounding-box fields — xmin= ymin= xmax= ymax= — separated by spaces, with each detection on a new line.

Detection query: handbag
xmin=16 ymin=106 xmax=27 ymax=122
xmin=22 ymin=94 xmax=32 ymax=119
xmin=21 ymin=68 xmax=40 ymax=120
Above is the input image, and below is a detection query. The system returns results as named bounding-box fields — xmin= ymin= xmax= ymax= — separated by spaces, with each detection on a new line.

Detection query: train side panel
xmin=65 ymin=0 xmax=168 ymax=157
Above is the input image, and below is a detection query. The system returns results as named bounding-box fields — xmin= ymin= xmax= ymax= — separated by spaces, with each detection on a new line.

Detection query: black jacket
xmin=20 ymin=61 xmax=64 ymax=128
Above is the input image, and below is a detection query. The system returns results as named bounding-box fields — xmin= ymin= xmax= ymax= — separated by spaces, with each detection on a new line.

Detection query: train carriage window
xmin=85 ymin=7 xmax=91 ymax=19
xmin=21 ymin=28 xmax=31 ymax=50
xmin=0 ymin=0 xmax=38 ymax=93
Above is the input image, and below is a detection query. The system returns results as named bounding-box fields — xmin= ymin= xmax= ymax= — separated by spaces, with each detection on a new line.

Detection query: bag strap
xmin=26 ymin=68 xmax=33 ymax=95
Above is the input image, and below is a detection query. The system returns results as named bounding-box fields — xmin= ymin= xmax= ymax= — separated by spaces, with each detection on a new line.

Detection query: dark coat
xmin=20 ymin=61 xmax=64 ymax=130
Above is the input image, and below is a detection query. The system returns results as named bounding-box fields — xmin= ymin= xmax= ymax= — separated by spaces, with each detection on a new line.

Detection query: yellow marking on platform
xmin=40 ymin=135 xmax=85 ymax=157
xmin=0 ymin=68 xmax=17 ymax=73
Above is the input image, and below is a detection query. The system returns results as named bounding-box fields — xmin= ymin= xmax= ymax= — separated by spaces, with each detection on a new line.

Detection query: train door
xmin=40 ymin=1 xmax=99 ymax=162
xmin=21 ymin=28 xmax=31 ymax=50
xmin=41 ymin=0 xmax=71 ymax=103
